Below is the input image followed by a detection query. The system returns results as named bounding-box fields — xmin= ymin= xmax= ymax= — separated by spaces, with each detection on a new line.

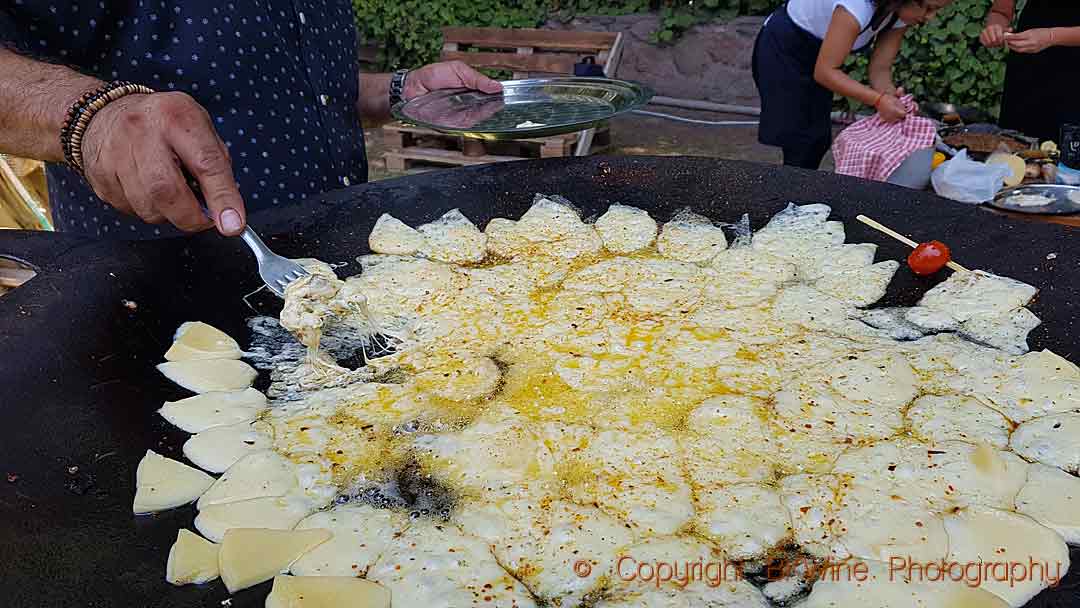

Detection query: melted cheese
xmin=367 ymin=519 xmax=536 ymax=608
xmin=1010 ymin=412 xmax=1080 ymax=473
xmin=595 ymin=204 xmax=658 ymax=254
xmin=368 ymin=213 xmax=425 ymax=255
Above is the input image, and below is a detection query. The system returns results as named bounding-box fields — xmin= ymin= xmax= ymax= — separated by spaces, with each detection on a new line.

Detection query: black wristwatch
xmin=389 ymin=69 xmax=409 ymax=107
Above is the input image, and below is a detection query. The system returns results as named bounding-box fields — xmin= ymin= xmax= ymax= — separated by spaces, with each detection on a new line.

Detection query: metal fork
xmin=238 ymin=225 xmax=310 ymax=298
xmin=185 ymin=174 xmax=309 ymax=298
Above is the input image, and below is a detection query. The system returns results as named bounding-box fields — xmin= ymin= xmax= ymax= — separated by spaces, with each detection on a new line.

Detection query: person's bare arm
xmin=981 ymin=0 xmax=1015 ymax=47
xmin=0 ymin=48 xmax=245 ymax=234
xmin=0 ymin=48 xmax=102 ymax=162
xmin=868 ymin=26 xmax=907 ymax=95
xmin=814 ymin=7 xmax=907 ymax=122
xmin=1006 ymin=26 xmax=1080 ymax=53
xmin=356 ymin=61 xmax=502 ymax=126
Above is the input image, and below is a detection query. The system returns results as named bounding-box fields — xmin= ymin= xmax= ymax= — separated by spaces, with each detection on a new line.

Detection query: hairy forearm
xmin=1051 ymin=26 xmax=1080 ymax=47
xmin=357 ymin=72 xmax=392 ymax=127
xmin=0 ymin=48 xmax=102 ymax=162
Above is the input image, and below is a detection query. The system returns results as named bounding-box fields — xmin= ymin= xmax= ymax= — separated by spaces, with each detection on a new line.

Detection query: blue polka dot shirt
xmin=1 ymin=1 xmax=367 ymax=239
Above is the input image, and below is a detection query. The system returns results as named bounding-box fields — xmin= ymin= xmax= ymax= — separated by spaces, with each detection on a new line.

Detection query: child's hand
xmin=876 ymin=94 xmax=908 ymax=123
xmin=980 ymin=23 xmax=1011 ymax=48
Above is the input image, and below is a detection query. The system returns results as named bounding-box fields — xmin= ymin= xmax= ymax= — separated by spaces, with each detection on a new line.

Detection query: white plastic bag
xmin=930 ymin=149 xmax=1013 ymax=204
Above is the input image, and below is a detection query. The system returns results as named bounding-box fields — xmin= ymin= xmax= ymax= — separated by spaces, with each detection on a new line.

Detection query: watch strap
xmin=389 ymin=69 xmax=409 ymax=107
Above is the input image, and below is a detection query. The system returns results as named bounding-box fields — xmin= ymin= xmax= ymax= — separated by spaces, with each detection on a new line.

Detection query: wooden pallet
xmin=382 ymin=123 xmax=612 ymax=172
xmin=382 ymin=26 xmax=624 ymax=172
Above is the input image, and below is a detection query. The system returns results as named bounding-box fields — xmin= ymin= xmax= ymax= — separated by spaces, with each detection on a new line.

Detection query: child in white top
xmin=753 ymin=0 xmax=951 ymax=169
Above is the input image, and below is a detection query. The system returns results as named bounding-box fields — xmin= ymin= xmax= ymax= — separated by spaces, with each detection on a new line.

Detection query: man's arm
xmin=0 ymin=48 xmax=102 ymax=162
xmin=0 ymin=48 xmax=246 ymax=235
xmin=356 ymin=61 xmax=502 ymax=126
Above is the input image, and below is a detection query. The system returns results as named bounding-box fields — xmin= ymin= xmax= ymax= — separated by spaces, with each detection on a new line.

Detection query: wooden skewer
xmin=856 ymin=214 xmax=970 ymax=272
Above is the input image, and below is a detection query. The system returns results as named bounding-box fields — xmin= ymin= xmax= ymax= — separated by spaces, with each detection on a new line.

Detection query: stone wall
xmin=544 ymin=14 xmax=766 ymax=107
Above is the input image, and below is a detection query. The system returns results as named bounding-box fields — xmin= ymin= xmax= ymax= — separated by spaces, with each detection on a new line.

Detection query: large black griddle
xmin=0 ymin=156 xmax=1077 ymax=608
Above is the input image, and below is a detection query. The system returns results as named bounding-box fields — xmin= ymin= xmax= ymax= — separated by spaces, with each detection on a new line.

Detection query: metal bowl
xmin=989 ymin=183 xmax=1080 ymax=215
xmin=391 ymin=77 xmax=655 ymax=141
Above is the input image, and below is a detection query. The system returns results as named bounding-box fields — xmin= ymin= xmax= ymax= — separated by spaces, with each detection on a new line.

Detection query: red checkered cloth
xmin=833 ymin=95 xmax=937 ymax=182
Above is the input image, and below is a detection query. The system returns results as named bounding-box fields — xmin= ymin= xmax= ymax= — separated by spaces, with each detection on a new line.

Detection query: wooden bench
xmin=382 ymin=26 xmax=624 ymax=174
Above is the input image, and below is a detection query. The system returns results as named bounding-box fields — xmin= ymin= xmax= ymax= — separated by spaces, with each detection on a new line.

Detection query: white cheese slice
xmin=368 ymin=213 xmax=425 ymax=256
xmin=416 ymin=209 xmax=487 ymax=264
xmin=195 ymin=494 xmax=315 ymax=542
xmin=904 ymin=305 xmax=961 ymax=331
xmin=1016 ymin=463 xmax=1080 ymax=544
xmin=770 ymin=285 xmax=878 ymax=338
xmin=594 ymin=204 xmax=658 ymax=254
xmin=959 ymin=307 xmax=1041 ymax=354
xmin=944 ymin=506 xmax=1069 ymax=606
xmin=905 ymin=394 xmax=1011 ymax=448
xmin=682 ymin=396 xmax=780 ymax=487
xmin=166 ymin=529 xmax=220 ymax=586
xmin=832 ymin=439 xmax=1029 ymax=511
xmin=182 ymin=420 xmax=273 ymax=473
xmin=414 ymin=354 xmax=501 ymax=402
xmin=657 ymin=211 xmax=727 ymax=263
xmin=414 ymin=417 xmax=547 ymax=495
xmin=981 ymin=349 xmax=1080 ymax=423
xmin=132 ymin=450 xmax=215 ymax=514
xmin=917 ymin=270 xmax=1037 ymax=322
xmin=266 ymin=575 xmax=391 ymax=608
xmin=1010 ymin=412 xmax=1080 ymax=473
xmin=218 ymin=528 xmax=332 ymax=594
xmin=603 ymin=536 xmax=770 ymax=607
xmin=159 ymin=388 xmax=267 ymax=434
xmin=832 ymin=484 xmax=949 ymax=564
xmin=483 ymin=217 xmax=523 ymax=257
xmin=707 ymin=248 xmax=796 ymax=307
xmin=197 ymin=450 xmax=299 ymax=508
xmin=157 ymin=359 xmax=257 ymax=394
xmin=800 ymin=558 xmax=1009 ymax=608
xmin=291 ymin=503 xmax=405 ymax=577
xmin=813 ymin=260 xmax=899 ymax=308
xmin=164 ymin=321 xmax=243 ymax=361
xmin=694 ymin=483 xmax=792 ymax=559
xmin=455 ymin=497 xmax=631 ymax=607
xmin=558 ymin=427 xmax=694 ymax=536
xmin=779 ymin=473 xmax=843 ymax=559
xmin=367 ymin=519 xmax=537 ymax=608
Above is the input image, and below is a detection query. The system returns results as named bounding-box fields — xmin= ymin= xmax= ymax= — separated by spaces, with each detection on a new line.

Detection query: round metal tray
xmin=988 ymin=183 xmax=1080 ymax=215
xmin=391 ymin=77 xmax=655 ymax=141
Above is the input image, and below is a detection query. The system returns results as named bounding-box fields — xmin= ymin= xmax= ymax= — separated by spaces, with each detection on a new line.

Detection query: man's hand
xmin=980 ymin=12 xmax=1012 ymax=48
xmin=80 ymin=92 xmax=246 ymax=235
xmin=1005 ymin=29 xmax=1055 ymax=54
xmin=403 ymin=61 xmax=503 ymax=100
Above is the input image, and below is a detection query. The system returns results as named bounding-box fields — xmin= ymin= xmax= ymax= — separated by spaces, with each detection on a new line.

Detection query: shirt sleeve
xmin=834 ymin=0 xmax=875 ymax=30
xmin=0 ymin=8 xmax=22 ymax=47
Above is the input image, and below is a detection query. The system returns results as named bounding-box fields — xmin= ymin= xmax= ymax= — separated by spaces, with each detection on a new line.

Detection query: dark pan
xmin=0 ymin=156 xmax=1077 ymax=607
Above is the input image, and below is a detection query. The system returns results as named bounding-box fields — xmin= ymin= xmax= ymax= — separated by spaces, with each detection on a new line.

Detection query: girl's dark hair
xmin=868 ymin=0 xmax=921 ymax=31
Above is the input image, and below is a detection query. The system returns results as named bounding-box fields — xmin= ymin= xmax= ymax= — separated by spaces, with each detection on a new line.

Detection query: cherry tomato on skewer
xmin=908 ymin=241 xmax=951 ymax=276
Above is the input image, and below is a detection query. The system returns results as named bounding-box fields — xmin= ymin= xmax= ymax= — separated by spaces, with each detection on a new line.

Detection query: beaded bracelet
xmin=60 ymin=80 xmax=155 ymax=177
